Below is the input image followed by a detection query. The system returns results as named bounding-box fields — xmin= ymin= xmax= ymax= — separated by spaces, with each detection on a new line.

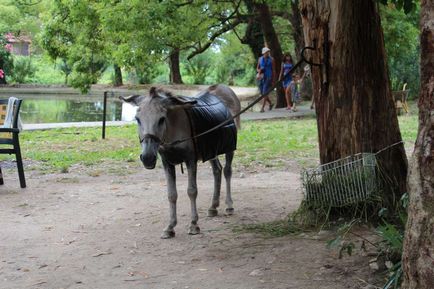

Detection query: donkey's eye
xmin=158 ymin=117 xmax=166 ymax=126
xmin=135 ymin=117 xmax=141 ymax=125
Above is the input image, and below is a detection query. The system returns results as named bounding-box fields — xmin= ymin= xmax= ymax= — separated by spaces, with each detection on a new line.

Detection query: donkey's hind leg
xmin=208 ymin=157 xmax=222 ymax=217
xmin=224 ymin=151 xmax=234 ymax=215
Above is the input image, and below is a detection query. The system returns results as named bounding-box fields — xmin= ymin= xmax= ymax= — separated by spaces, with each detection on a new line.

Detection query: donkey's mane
xmin=150 ymin=86 xmax=177 ymax=99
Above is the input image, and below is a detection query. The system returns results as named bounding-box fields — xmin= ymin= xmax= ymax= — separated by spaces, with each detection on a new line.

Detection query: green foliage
xmin=129 ymin=58 xmax=168 ymax=85
xmin=377 ymin=0 xmax=418 ymax=14
xmin=376 ymin=193 xmax=408 ymax=289
xmin=184 ymin=50 xmax=213 ymax=84
xmin=40 ymin=0 xmax=108 ymax=92
xmin=57 ymin=59 xmax=71 ymax=84
xmin=39 ymin=0 xmax=218 ymax=90
xmin=22 ymin=55 xmax=65 ymax=84
xmin=326 ymin=219 xmax=359 ymax=259
xmin=212 ymin=32 xmax=256 ymax=86
xmin=381 ymin=3 xmax=420 ymax=96
xmin=383 ymin=262 xmax=403 ymax=289
xmin=0 ymin=0 xmax=45 ymax=36
xmin=0 ymin=34 xmax=13 ymax=83
xmin=10 ymin=55 xmax=36 ymax=83
xmin=377 ymin=222 xmax=403 ymax=258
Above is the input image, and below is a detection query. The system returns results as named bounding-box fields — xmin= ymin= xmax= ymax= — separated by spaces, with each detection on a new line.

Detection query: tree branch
xmin=187 ymin=18 xmax=245 ymax=60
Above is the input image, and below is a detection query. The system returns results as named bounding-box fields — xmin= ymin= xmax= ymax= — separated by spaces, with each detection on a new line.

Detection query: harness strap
xmin=184 ymin=107 xmax=199 ymax=159
xmin=139 ymin=133 xmax=161 ymax=144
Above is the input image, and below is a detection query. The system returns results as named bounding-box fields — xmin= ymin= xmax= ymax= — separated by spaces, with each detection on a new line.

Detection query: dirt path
xmin=0 ymin=162 xmax=377 ymax=289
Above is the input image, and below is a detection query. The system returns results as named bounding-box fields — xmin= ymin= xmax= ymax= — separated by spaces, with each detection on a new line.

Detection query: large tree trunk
xmin=290 ymin=0 xmax=305 ymax=63
xmin=300 ymin=0 xmax=408 ymax=204
xmin=241 ymin=0 xmax=264 ymax=59
xmin=169 ymin=48 xmax=183 ymax=84
xmin=402 ymin=1 xmax=434 ymax=288
xmin=253 ymin=2 xmax=286 ymax=108
xmin=113 ymin=64 xmax=123 ymax=87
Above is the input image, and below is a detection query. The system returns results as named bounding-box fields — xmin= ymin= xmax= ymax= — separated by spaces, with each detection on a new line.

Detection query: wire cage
xmin=301 ymin=153 xmax=378 ymax=208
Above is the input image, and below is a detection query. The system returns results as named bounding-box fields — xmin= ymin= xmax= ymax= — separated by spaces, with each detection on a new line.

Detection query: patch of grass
xmin=16 ymin=125 xmax=139 ymax=172
xmin=232 ymin=219 xmax=303 ymax=238
xmin=55 ymin=177 xmax=80 ymax=183
xmin=237 ymin=118 xmax=319 ymax=168
xmin=398 ymin=114 xmax=418 ymax=144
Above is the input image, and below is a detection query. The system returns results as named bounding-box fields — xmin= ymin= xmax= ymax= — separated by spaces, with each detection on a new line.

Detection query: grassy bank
xmin=1 ymin=113 xmax=418 ymax=173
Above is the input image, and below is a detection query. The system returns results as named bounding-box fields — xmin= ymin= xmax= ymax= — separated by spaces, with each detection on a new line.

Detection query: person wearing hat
xmin=256 ymin=47 xmax=276 ymax=112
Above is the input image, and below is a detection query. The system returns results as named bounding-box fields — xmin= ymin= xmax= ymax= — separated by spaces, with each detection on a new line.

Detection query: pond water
xmin=0 ymin=94 xmax=136 ymax=123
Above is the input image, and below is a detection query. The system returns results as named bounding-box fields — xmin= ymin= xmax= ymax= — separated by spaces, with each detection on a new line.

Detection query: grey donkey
xmin=121 ymin=84 xmax=241 ymax=238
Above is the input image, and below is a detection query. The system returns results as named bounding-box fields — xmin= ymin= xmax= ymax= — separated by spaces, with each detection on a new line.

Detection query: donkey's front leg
xmin=224 ymin=151 xmax=235 ymax=215
xmin=186 ymin=160 xmax=200 ymax=235
xmin=161 ymin=160 xmax=177 ymax=239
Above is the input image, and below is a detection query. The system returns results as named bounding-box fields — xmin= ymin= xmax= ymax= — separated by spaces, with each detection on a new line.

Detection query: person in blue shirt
xmin=256 ymin=47 xmax=276 ymax=112
xmin=279 ymin=53 xmax=294 ymax=110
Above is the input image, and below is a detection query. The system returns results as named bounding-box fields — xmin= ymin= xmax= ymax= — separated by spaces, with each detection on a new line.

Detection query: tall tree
xmin=169 ymin=48 xmax=183 ymax=84
xmin=300 ymin=0 xmax=408 ymax=206
xmin=402 ymin=1 xmax=434 ymax=288
xmin=41 ymin=0 xmax=108 ymax=92
xmin=240 ymin=0 xmax=264 ymax=58
xmin=289 ymin=0 xmax=305 ymax=63
xmin=113 ymin=64 xmax=123 ymax=87
xmin=253 ymin=2 xmax=286 ymax=107
xmin=99 ymin=1 xmax=212 ymax=85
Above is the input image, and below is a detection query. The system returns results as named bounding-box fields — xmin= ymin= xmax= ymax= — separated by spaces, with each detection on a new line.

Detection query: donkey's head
xmin=120 ymin=87 xmax=196 ymax=169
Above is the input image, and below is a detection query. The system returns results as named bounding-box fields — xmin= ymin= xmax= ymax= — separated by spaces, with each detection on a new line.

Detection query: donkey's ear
xmin=167 ymin=96 xmax=197 ymax=106
xmin=149 ymin=86 xmax=159 ymax=98
xmin=163 ymin=96 xmax=197 ymax=109
xmin=119 ymin=95 xmax=145 ymax=106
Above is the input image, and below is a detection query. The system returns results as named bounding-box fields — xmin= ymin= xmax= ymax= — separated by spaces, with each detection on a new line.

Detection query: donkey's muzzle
xmin=140 ymin=153 xmax=157 ymax=169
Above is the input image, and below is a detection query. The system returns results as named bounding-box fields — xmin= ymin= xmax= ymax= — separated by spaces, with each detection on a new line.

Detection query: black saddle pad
xmin=185 ymin=93 xmax=237 ymax=162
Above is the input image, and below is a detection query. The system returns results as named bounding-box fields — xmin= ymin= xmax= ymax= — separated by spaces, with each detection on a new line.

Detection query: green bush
xmin=0 ymin=34 xmax=14 ymax=84
xmin=25 ymin=55 xmax=65 ymax=84
xmin=10 ymin=55 xmax=36 ymax=83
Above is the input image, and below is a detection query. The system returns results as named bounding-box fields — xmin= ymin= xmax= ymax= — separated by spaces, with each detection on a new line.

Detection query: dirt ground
xmin=0 ymin=160 xmax=382 ymax=289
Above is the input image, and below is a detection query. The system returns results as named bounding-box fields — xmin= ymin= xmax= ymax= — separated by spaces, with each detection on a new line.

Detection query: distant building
xmin=6 ymin=34 xmax=32 ymax=56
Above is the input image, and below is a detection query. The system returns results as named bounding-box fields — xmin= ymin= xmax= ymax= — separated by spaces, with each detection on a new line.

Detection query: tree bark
xmin=241 ymin=0 xmax=264 ymax=59
xmin=300 ymin=0 xmax=408 ymax=202
xmin=169 ymin=48 xmax=183 ymax=84
xmin=402 ymin=1 xmax=434 ymax=288
xmin=253 ymin=2 xmax=286 ymax=108
xmin=290 ymin=0 xmax=305 ymax=63
xmin=113 ymin=64 xmax=123 ymax=87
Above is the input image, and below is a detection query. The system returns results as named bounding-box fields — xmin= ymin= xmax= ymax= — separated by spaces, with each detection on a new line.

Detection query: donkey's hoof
xmin=161 ymin=230 xmax=175 ymax=239
xmin=188 ymin=224 xmax=200 ymax=235
xmin=225 ymin=208 xmax=235 ymax=215
xmin=207 ymin=208 xmax=218 ymax=217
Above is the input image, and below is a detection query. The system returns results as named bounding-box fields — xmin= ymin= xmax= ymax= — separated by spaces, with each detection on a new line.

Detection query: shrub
xmin=10 ymin=56 xmax=36 ymax=83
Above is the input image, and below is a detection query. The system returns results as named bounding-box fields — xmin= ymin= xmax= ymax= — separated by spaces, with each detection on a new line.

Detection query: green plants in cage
xmin=302 ymin=153 xmax=379 ymax=208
